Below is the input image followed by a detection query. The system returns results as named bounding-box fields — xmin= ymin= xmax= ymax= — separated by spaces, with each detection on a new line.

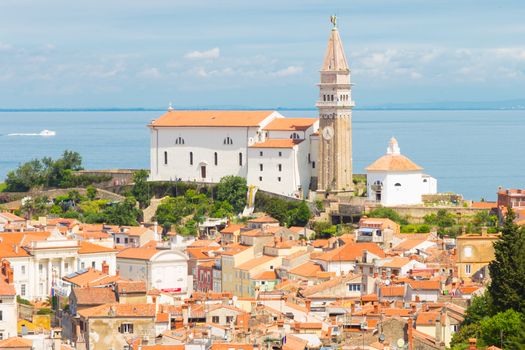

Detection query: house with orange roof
xmin=219 ymin=224 xmax=245 ymax=244
xmin=77 ymin=303 xmax=156 ymax=350
xmin=366 ymin=137 xmax=437 ymax=206
xmin=357 ymin=217 xmax=400 ymax=247
xmin=312 ymin=242 xmax=385 ymax=275
xmin=378 ymin=256 xmax=427 ymax=276
xmin=406 ymin=279 xmax=442 ymax=302
xmin=0 ymin=212 xmax=25 ymax=232
xmin=233 ymin=255 xmax=281 ymax=297
xmin=111 ymin=225 xmax=157 ymax=248
xmin=0 ymin=337 xmax=33 ymax=350
xmin=220 ymin=244 xmax=254 ymax=295
xmin=117 ymin=247 xmax=189 ymax=293
xmin=456 ymin=229 xmax=500 ymax=280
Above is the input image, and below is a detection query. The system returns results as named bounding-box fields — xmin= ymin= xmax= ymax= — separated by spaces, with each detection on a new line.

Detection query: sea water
xmin=0 ymin=109 xmax=524 ymax=201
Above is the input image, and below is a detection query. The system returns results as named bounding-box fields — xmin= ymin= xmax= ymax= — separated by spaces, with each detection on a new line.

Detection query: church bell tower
xmin=317 ymin=16 xmax=354 ymax=193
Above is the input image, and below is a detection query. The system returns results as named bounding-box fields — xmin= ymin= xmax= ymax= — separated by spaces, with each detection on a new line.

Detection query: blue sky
xmin=0 ymin=0 xmax=524 ymax=108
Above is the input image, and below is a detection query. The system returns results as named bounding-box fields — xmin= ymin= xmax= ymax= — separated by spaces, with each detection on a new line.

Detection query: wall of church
xmin=368 ymin=171 xmax=426 ymax=206
xmin=150 ymin=126 xmax=260 ymax=183
xmin=246 ymin=147 xmax=298 ymax=197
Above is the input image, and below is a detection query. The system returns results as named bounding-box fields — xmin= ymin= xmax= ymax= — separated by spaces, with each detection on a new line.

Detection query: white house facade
xmin=366 ymin=138 xmax=437 ymax=206
xmin=117 ymin=248 xmax=189 ymax=293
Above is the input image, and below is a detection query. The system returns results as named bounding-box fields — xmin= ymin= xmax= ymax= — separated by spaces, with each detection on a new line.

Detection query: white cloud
xmin=271 ymin=65 xmax=303 ymax=77
xmin=185 ymin=47 xmax=220 ymax=60
xmin=137 ymin=67 xmax=161 ymax=79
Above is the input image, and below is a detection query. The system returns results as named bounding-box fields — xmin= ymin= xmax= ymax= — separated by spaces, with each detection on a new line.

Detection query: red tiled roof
xmin=315 ymin=242 xmax=385 ymax=262
xmin=150 ymin=110 xmax=274 ymax=127
xmin=78 ymin=241 xmax=117 ymax=254
xmin=263 ymin=118 xmax=317 ymax=131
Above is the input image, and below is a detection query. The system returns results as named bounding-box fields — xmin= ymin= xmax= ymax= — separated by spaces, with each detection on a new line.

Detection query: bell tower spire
xmin=316 ymin=16 xmax=354 ymax=193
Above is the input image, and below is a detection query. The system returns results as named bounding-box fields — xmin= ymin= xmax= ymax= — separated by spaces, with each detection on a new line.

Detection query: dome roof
xmin=366 ymin=138 xmax=423 ymax=172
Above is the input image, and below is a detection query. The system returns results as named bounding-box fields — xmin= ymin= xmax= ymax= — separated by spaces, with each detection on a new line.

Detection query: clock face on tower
xmin=322 ymin=126 xmax=334 ymax=140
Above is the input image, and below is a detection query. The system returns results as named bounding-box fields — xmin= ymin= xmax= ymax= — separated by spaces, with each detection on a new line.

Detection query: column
xmin=47 ymin=259 xmax=52 ymax=297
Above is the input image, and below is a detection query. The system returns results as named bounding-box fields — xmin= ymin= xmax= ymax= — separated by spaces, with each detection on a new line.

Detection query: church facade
xmin=148 ymin=21 xmax=354 ymax=199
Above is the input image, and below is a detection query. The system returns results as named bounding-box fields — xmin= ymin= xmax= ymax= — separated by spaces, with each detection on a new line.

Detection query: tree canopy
xmin=215 ymin=176 xmax=247 ymax=213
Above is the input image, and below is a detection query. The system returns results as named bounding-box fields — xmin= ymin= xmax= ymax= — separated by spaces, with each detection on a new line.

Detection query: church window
xmin=465 ymin=264 xmax=471 ymax=275
xmin=278 ymin=164 xmax=282 ymax=172
xmin=312 ymin=161 xmax=316 ymax=169
xmin=290 ymin=132 xmax=300 ymax=139
xmin=323 ymin=95 xmax=326 ymax=101
xmin=279 ymin=151 xmax=282 ymax=157
xmin=164 ymin=151 xmax=168 ymax=165
xmin=239 ymin=153 xmax=243 ymax=166
xmin=423 ymin=179 xmax=428 ymax=183
xmin=224 ymin=137 xmax=233 ymax=145
xmin=260 ymin=151 xmax=263 ymax=156
xmin=394 ymin=183 xmax=401 ymax=187
xmin=259 ymin=164 xmax=263 ymax=171
xmin=278 ymin=177 xmax=281 ymax=182
xmin=259 ymin=176 xmax=263 ymax=181
xmin=214 ymin=152 xmax=218 ymax=166
xmin=308 ymin=153 xmax=311 ymax=163
xmin=190 ymin=152 xmax=193 ymax=165
xmin=175 ymin=137 xmax=185 ymax=145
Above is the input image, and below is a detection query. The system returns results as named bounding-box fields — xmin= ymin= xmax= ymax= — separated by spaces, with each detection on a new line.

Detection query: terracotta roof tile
xmin=78 ymin=303 xmax=156 ymax=318
xmin=0 ymin=337 xmax=33 ymax=348
xmin=263 ymin=118 xmax=317 ymax=131
xmin=253 ymin=270 xmax=278 ymax=280
xmin=366 ymin=154 xmax=422 ymax=172
xmin=315 ymin=242 xmax=385 ymax=262
xmin=380 ymin=285 xmax=405 ymax=297
xmin=416 ymin=311 xmax=440 ymax=326
xmin=78 ymin=241 xmax=117 ymax=254
xmin=237 ymin=256 xmax=276 ymax=271
xmin=220 ymin=224 xmax=245 ymax=234
xmin=150 ymin=110 xmax=275 ymax=128
xmin=73 ymin=287 xmax=117 ymax=305
xmin=117 ymin=247 xmax=159 ymax=260
xmin=289 ymin=261 xmax=322 ymax=278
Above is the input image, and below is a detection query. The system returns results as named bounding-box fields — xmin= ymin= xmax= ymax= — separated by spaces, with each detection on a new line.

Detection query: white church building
xmin=366 ymin=137 xmax=437 ymax=206
xmin=148 ymin=110 xmax=319 ymax=198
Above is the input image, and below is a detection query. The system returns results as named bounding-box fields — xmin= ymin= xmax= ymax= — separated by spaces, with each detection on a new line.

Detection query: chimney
xmin=373 ymin=303 xmax=379 ymax=314
xmin=305 ymin=299 xmax=311 ymax=313
xmin=350 ymin=302 xmax=355 ymax=314
xmin=154 ymin=221 xmax=159 ymax=241
xmin=408 ymin=316 xmax=414 ymax=350
xmin=411 ymin=303 xmax=417 ymax=314
xmin=101 ymin=261 xmax=109 ymax=275
xmin=468 ymin=338 xmax=477 ymax=350
xmin=52 ymin=329 xmax=62 ymax=350
xmin=362 ymin=249 xmax=368 ymax=263
xmin=182 ymin=304 xmax=189 ymax=326
xmin=435 ymin=313 xmax=442 ymax=344
xmin=75 ymin=324 xmax=86 ymax=350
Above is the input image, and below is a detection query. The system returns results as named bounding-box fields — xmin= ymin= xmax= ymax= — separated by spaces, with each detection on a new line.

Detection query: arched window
xmin=423 ymin=179 xmax=428 ymax=183
xmin=394 ymin=183 xmax=401 ymax=187
xmin=175 ymin=137 xmax=185 ymax=145
xmin=290 ymin=132 xmax=300 ymax=139
xmin=214 ymin=152 xmax=218 ymax=166
xmin=189 ymin=152 xmax=193 ymax=165
xmin=323 ymin=95 xmax=326 ymax=101
xmin=223 ymin=137 xmax=233 ymax=145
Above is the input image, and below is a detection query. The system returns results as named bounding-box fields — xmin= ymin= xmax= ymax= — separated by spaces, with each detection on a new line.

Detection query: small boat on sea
xmin=7 ymin=129 xmax=56 ymax=137
xmin=39 ymin=129 xmax=56 ymax=136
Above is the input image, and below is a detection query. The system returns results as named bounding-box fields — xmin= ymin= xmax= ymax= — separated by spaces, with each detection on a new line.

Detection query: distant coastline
xmin=0 ymin=106 xmax=525 ymax=112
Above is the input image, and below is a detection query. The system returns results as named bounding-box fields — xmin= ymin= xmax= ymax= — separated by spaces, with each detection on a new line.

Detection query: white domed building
xmin=366 ymin=138 xmax=437 ymax=206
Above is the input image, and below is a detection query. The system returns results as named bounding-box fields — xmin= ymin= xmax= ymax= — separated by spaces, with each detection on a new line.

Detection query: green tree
xmin=102 ymin=197 xmax=141 ymax=226
xmin=86 ymin=185 xmax=97 ymax=201
xmin=424 ymin=209 xmax=457 ymax=235
xmin=463 ymin=291 xmax=494 ymax=325
xmin=289 ymin=201 xmax=312 ymax=227
xmin=131 ymin=170 xmax=151 ymax=209
xmin=451 ymin=323 xmax=483 ymax=350
xmin=5 ymin=159 xmax=44 ymax=191
xmin=479 ymin=310 xmax=524 ymax=347
xmin=368 ymin=207 xmax=407 ymax=224
xmin=488 ymin=209 xmax=525 ymax=314
xmin=215 ymin=176 xmax=247 ymax=213
xmin=156 ymin=196 xmax=193 ymax=229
